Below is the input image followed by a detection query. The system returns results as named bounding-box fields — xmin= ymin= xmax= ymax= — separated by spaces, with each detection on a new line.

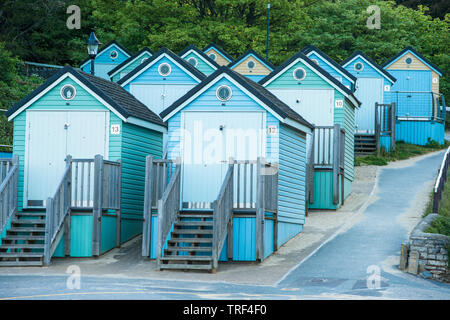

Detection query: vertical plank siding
xmin=121 ymin=122 xmax=163 ymax=242
xmin=277 ymin=124 xmax=306 ymax=247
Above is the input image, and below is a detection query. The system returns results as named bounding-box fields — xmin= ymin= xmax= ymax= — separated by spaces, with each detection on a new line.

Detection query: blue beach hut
xmin=382 ymin=47 xmax=446 ymax=145
xmin=301 ymin=45 xmax=357 ymax=92
xmin=79 ymin=40 xmax=131 ymax=79
xmin=117 ymin=47 xmax=206 ymax=117
xmin=108 ymin=47 xmax=154 ymax=82
xmin=341 ymin=51 xmax=396 ymax=134
xmin=1 ymin=66 xmax=166 ymax=266
xmin=142 ymin=66 xmax=313 ymax=272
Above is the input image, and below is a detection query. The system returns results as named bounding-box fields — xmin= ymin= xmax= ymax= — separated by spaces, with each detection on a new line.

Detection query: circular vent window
xmin=405 ymin=57 xmax=413 ymax=65
xmin=60 ymin=84 xmax=76 ymax=101
xmin=141 ymin=57 xmax=148 ymax=64
xmin=247 ymin=60 xmax=255 ymax=69
xmin=109 ymin=50 xmax=118 ymax=59
xmin=311 ymin=59 xmax=319 ymax=65
xmin=216 ymin=85 xmax=232 ymax=102
xmin=354 ymin=62 xmax=364 ymax=72
xmin=293 ymin=68 xmax=306 ymax=81
xmin=209 ymin=53 xmax=217 ymax=61
xmin=158 ymin=63 xmax=171 ymax=76
xmin=187 ymin=57 xmax=198 ymax=67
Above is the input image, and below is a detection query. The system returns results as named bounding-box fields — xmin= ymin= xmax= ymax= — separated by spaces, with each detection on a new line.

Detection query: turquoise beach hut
xmin=259 ymin=51 xmax=360 ymax=210
xmin=179 ymin=45 xmax=220 ymax=76
xmin=1 ymin=66 xmax=166 ymax=266
xmin=108 ymin=47 xmax=153 ymax=82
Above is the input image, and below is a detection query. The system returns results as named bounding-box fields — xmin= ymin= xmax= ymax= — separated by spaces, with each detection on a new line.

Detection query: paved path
xmin=0 ymin=151 xmax=449 ymax=299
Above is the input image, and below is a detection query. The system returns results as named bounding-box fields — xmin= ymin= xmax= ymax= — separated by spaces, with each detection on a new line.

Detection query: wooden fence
xmin=433 ymin=147 xmax=450 ymax=213
xmin=0 ymin=156 xmax=19 ymax=237
xmin=44 ymin=154 xmax=122 ymax=264
xmin=142 ymin=157 xmax=176 ymax=257
xmin=156 ymin=165 xmax=181 ymax=270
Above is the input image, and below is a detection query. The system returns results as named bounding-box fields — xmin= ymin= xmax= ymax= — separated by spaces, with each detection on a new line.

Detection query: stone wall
xmin=403 ymin=214 xmax=449 ymax=283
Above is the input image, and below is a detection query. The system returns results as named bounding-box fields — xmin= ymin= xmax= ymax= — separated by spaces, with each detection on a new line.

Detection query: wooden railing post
xmin=44 ymin=197 xmax=53 ymax=265
xmin=92 ymin=154 xmax=104 ymax=257
xmin=375 ymin=103 xmax=381 ymax=156
xmin=116 ymin=159 xmax=122 ymax=248
xmin=142 ymin=156 xmax=154 ymax=257
xmin=391 ymin=102 xmax=396 ymax=152
xmin=332 ymin=125 xmax=340 ymax=205
xmin=64 ymin=155 xmax=72 ymax=257
xmin=256 ymin=157 xmax=265 ymax=262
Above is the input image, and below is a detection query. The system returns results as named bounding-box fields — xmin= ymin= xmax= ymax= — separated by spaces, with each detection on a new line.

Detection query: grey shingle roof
xmin=6 ymin=66 xmax=166 ymax=127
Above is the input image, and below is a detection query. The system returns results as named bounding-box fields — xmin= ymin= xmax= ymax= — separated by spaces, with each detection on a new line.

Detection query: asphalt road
xmin=0 ymin=151 xmax=449 ymax=300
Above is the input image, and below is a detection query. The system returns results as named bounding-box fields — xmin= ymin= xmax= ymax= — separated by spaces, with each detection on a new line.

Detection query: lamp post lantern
xmin=86 ymin=29 xmax=101 ymax=75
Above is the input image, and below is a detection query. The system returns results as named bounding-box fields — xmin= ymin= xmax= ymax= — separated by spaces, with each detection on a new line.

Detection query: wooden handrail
xmin=0 ymin=155 xmax=19 ymax=236
xmin=212 ymin=162 xmax=234 ymax=271
xmin=156 ymin=165 xmax=181 ymax=269
xmin=433 ymin=147 xmax=450 ymax=213
xmin=142 ymin=156 xmax=176 ymax=257
xmin=44 ymin=155 xmax=72 ymax=265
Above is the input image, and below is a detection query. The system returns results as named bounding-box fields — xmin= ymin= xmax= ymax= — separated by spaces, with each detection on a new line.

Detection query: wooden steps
xmin=159 ymin=210 xmax=215 ymax=272
xmin=0 ymin=211 xmax=46 ymax=267
xmin=355 ymin=134 xmax=377 ymax=155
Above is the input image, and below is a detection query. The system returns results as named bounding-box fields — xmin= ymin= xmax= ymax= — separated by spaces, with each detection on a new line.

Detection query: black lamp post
xmin=86 ymin=30 xmax=101 ymax=75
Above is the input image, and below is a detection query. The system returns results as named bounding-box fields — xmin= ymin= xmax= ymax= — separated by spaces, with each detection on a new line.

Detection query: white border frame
xmin=187 ymin=56 xmax=198 ymax=67
xmin=354 ymin=61 xmax=364 ymax=72
xmin=293 ymin=67 xmax=307 ymax=81
xmin=109 ymin=50 xmax=119 ymax=60
xmin=216 ymin=85 xmax=232 ymax=102
xmin=158 ymin=63 xmax=172 ymax=76
xmin=60 ymin=84 xmax=77 ymax=101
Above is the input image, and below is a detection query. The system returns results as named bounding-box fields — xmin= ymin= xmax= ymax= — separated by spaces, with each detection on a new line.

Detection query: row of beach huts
xmin=0 ymin=39 xmax=446 ymax=271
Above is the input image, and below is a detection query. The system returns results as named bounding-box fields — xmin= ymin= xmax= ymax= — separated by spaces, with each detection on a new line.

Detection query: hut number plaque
xmin=335 ymin=99 xmax=343 ymax=108
xmin=267 ymin=125 xmax=277 ymax=136
xmin=110 ymin=124 xmax=121 ymax=135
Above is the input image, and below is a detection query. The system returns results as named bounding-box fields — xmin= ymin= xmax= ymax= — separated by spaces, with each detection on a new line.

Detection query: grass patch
xmin=423 ymin=168 xmax=450 ymax=267
xmin=423 ymin=169 xmax=450 ymax=237
xmin=355 ymin=140 xmax=450 ymax=166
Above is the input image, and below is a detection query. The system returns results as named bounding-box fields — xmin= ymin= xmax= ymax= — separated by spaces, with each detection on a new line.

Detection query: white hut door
xmin=354 ymin=78 xmax=383 ymax=133
xmin=181 ymin=112 xmax=263 ymax=209
xmin=25 ymin=111 xmax=107 ymax=208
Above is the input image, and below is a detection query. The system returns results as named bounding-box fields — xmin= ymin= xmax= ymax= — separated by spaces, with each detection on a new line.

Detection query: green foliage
xmin=424 ymin=169 xmax=450 ymax=242
xmin=0 ymin=42 xmax=44 ymax=151
xmin=355 ymin=141 xmax=449 ymax=166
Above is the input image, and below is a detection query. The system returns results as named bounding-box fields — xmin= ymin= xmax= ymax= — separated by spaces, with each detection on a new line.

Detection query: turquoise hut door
xmin=25 ymin=111 xmax=108 ymax=208
xmin=354 ymin=78 xmax=383 ymax=133
xmin=181 ymin=111 xmax=264 ymax=209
